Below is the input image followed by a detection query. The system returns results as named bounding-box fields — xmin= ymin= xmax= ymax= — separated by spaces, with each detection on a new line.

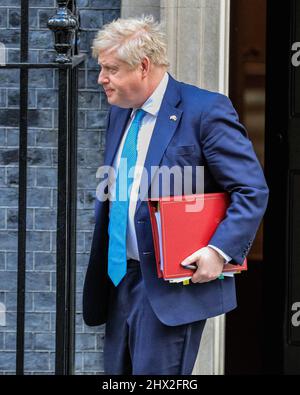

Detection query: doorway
xmin=225 ymin=0 xmax=267 ymax=375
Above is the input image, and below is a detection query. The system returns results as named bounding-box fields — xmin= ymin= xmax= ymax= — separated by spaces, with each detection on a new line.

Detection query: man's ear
xmin=140 ymin=57 xmax=151 ymax=77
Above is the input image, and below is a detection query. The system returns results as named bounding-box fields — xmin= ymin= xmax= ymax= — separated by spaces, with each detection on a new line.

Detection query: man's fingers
xmin=180 ymin=248 xmax=204 ymax=266
xmin=191 ymin=271 xmax=218 ymax=284
xmin=181 ymin=247 xmax=223 ymax=283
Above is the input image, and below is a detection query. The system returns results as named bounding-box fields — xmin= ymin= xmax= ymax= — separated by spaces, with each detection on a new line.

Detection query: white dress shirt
xmin=109 ymin=72 xmax=231 ymax=263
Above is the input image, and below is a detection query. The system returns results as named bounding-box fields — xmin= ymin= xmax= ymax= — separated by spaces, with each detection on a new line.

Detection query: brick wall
xmin=0 ymin=0 xmax=120 ymax=374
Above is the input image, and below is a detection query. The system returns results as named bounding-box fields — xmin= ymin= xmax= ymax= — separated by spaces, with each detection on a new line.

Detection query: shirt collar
xmin=131 ymin=72 xmax=169 ymax=118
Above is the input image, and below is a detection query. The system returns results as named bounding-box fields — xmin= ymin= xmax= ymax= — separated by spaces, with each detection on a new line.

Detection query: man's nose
xmin=98 ymin=70 xmax=108 ymax=85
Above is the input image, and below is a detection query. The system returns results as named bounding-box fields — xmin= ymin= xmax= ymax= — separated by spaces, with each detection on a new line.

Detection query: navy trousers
xmin=104 ymin=259 xmax=206 ymax=375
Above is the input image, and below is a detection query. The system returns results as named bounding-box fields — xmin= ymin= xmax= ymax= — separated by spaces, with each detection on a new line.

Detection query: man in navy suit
xmin=83 ymin=15 xmax=269 ymax=374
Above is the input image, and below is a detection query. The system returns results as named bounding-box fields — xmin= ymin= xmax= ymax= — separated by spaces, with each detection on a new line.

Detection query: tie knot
xmin=133 ymin=109 xmax=146 ymax=124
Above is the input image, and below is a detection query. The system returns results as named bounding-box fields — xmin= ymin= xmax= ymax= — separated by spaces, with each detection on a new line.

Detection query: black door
xmin=263 ymin=0 xmax=300 ymax=374
xmin=226 ymin=0 xmax=300 ymax=374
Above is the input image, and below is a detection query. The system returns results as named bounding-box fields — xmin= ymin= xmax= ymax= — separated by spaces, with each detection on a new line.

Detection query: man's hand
xmin=181 ymin=246 xmax=225 ymax=283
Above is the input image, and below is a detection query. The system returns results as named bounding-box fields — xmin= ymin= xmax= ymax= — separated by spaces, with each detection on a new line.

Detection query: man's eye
xmin=98 ymin=66 xmax=118 ymax=74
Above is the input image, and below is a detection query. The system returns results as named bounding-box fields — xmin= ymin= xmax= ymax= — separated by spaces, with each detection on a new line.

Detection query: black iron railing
xmin=0 ymin=0 xmax=86 ymax=375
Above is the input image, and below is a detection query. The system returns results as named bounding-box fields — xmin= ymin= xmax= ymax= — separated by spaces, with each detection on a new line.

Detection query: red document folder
xmin=148 ymin=192 xmax=247 ymax=280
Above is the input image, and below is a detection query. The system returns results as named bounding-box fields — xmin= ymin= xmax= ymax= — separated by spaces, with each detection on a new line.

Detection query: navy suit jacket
xmin=82 ymin=74 xmax=269 ymax=327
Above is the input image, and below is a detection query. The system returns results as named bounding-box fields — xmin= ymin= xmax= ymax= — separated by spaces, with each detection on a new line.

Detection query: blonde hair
xmin=92 ymin=15 xmax=169 ymax=69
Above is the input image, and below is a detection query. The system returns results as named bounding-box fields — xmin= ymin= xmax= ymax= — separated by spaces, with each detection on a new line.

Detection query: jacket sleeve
xmin=200 ymin=93 xmax=269 ymax=264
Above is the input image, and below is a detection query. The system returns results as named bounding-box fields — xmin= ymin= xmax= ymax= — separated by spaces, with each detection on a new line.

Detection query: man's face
xmin=97 ymin=50 xmax=144 ymax=108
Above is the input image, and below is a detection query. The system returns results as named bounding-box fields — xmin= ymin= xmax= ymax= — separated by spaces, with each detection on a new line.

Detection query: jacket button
xmin=137 ymin=220 xmax=145 ymax=224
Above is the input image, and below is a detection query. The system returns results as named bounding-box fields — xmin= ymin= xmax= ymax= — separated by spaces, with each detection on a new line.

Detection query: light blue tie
xmin=108 ymin=109 xmax=146 ymax=286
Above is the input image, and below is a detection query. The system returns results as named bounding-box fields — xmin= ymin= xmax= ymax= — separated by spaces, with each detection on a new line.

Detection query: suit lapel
xmin=103 ymin=107 xmax=132 ymax=167
xmin=135 ymin=75 xmax=182 ymax=214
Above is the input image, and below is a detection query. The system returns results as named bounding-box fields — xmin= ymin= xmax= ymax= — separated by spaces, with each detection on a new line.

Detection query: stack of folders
xmin=147 ymin=192 xmax=247 ymax=284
